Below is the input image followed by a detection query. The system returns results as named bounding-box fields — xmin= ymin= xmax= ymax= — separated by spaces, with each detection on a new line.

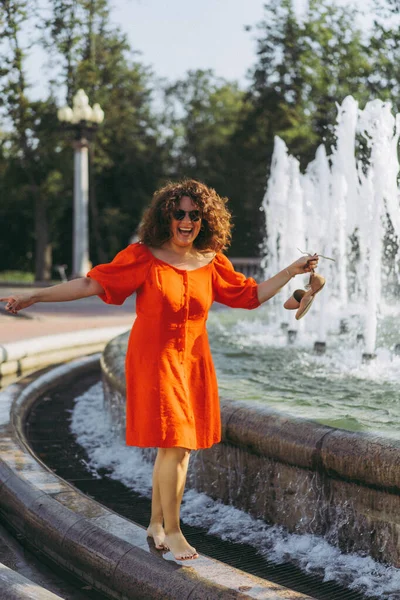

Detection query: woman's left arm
xmin=257 ymin=254 xmax=319 ymax=304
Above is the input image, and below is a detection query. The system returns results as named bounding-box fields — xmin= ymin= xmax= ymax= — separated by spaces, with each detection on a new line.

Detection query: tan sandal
xmin=295 ymin=272 xmax=325 ymax=320
xmin=283 ymin=249 xmax=331 ymax=317
xmin=284 ymin=289 xmax=306 ymax=310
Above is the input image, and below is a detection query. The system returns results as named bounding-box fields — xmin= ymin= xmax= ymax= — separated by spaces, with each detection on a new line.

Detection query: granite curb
xmin=221 ymin=398 xmax=400 ymax=491
xmin=101 ymin=332 xmax=400 ymax=569
xmin=0 ymin=561 xmax=64 ymax=599
xmin=104 ymin=331 xmax=400 ymax=493
xmin=0 ymin=355 xmax=315 ymax=600
xmin=0 ymin=326 xmax=130 ymax=377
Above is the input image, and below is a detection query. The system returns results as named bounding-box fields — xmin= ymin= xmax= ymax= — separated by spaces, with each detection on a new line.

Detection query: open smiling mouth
xmin=178 ymin=228 xmax=193 ymax=236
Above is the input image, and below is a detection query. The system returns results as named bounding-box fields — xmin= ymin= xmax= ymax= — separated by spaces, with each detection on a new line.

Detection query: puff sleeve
xmin=212 ymin=253 xmax=260 ymax=309
xmin=86 ymin=242 xmax=152 ymax=305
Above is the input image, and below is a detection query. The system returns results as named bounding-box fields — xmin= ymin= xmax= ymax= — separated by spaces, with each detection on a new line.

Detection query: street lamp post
xmin=57 ymin=89 xmax=104 ymax=278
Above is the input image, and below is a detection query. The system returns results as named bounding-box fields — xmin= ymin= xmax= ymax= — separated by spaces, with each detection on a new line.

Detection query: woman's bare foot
xmin=165 ymin=530 xmax=199 ymax=560
xmin=146 ymin=523 xmax=169 ymax=550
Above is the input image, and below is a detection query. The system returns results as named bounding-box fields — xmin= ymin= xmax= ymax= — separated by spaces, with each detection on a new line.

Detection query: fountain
xmin=262 ymin=96 xmax=400 ymax=359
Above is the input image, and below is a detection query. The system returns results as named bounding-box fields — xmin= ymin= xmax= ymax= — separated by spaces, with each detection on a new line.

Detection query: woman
xmin=1 ymin=179 xmax=318 ymax=561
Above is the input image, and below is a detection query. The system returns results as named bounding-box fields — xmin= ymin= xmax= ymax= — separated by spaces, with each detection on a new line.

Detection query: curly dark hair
xmin=138 ymin=179 xmax=232 ymax=252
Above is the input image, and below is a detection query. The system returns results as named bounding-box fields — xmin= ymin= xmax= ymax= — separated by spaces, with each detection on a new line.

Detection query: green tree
xmin=42 ymin=0 xmax=166 ymax=263
xmin=366 ymin=0 xmax=400 ymax=110
xmin=225 ymin=0 xmax=374 ymax=255
xmin=0 ymin=0 xmax=67 ymax=279
xmin=163 ymin=69 xmax=248 ymax=186
xmin=0 ymin=0 xmax=166 ymax=275
xmin=163 ymin=69 xmax=255 ymax=254
xmin=246 ymin=0 xmax=372 ymax=165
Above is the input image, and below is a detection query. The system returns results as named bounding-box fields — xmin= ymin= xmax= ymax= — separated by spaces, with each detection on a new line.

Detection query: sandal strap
xmin=297 ymin=248 xmax=335 ymax=262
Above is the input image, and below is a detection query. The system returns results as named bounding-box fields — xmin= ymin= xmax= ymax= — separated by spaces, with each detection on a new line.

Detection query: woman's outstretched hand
xmin=289 ymin=253 xmax=319 ymax=276
xmin=0 ymin=294 xmax=34 ymax=315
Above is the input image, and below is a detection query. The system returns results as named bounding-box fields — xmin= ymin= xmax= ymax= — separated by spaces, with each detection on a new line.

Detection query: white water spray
xmin=262 ymin=96 xmax=400 ymax=354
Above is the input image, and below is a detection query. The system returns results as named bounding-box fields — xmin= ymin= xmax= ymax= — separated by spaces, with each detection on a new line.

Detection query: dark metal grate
xmin=25 ymin=371 xmax=386 ymax=600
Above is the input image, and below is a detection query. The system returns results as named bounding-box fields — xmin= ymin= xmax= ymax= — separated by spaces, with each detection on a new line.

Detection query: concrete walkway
xmin=0 ymin=286 xmax=134 ymax=344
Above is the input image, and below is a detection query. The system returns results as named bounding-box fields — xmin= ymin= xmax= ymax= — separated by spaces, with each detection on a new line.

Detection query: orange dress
xmin=87 ymin=242 xmax=260 ymax=450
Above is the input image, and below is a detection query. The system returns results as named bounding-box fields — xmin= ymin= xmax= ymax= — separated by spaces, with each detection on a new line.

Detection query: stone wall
xmin=102 ymin=332 xmax=400 ymax=568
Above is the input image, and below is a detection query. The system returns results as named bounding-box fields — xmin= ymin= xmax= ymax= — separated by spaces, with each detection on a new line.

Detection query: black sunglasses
xmin=172 ymin=209 xmax=201 ymax=222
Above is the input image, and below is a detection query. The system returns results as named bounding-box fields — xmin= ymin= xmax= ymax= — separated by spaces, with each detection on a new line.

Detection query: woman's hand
xmin=0 ymin=294 xmax=35 ymax=315
xmin=288 ymin=253 xmax=319 ymax=276
xmin=257 ymin=253 xmax=320 ymax=304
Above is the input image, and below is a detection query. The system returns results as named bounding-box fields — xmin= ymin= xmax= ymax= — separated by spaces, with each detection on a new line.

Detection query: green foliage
xmin=246 ymin=0 xmax=373 ymax=164
xmin=163 ymin=69 xmax=249 ymax=186
xmin=223 ymin=0 xmax=375 ymax=254
xmin=366 ymin=1 xmax=400 ymax=109
xmin=43 ymin=0 xmax=165 ymax=261
xmin=1 ymin=0 xmax=164 ymax=270
xmin=0 ymin=0 xmax=56 ymax=276
xmin=1 ymin=0 xmax=400 ymax=268
xmin=0 ymin=270 xmax=35 ymax=282
xmin=161 ymin=69 xmax=257 ymax=255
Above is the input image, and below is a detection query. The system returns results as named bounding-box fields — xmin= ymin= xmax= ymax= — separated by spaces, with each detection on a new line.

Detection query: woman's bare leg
xmin=146 ymin=449 xmax=168 ymax=549
xmin=158 ymin=447 xmax=198 ymax=560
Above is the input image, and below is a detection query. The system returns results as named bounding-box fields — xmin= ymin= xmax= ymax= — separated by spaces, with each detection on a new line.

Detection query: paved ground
xmin=0 ymin=285 xmax=134 ymax=344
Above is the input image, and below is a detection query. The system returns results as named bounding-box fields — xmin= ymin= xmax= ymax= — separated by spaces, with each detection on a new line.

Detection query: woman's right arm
xmin=0 ymin=277 xmax=104 ymax=314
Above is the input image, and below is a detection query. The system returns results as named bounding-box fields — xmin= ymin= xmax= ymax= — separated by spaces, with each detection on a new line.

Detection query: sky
xmin=25 ymin=0 xmax=265 ymax=101
xmin=111 ymin=0 xmax=265 ymax=84
xmin=23 ymin=0 xmax=378 ymax=102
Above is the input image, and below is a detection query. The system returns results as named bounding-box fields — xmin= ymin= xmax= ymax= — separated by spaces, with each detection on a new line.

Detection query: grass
xmin=0 ymin=271 xmax=35 ymax=283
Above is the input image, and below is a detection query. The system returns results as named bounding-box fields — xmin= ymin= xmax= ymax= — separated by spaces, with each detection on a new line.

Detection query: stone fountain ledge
xmin=0 ymin=325 xmax=131 ymax=378
xmin=102 ymin=332 xmax=400 ymax=568
xmin=0 ymin=355 xmax=315 ymax=600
